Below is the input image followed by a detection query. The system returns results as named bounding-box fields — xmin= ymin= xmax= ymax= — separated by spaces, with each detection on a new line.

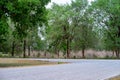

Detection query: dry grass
xmin=0 ymin=58 xmax=60 ymax=67
xmin=107 ymin=75 xmax=120 ymax=80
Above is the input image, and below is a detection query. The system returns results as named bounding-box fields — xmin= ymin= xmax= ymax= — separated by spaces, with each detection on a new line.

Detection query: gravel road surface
xmin=0 ymin=59 xmax=120 ymax=80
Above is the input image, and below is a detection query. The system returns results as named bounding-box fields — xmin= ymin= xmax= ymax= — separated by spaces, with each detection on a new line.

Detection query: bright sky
xmin=46 ymin=0 xmax=94 ymax=8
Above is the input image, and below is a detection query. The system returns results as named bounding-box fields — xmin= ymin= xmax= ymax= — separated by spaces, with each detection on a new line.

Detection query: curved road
xmin=0 ymin=59 xmax=120 ymax=80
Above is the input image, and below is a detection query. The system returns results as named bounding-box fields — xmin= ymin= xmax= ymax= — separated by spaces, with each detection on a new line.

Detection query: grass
xmin=107 ymin=75 xmax=120 ymax=80
xmin=0 ymin=58 xmax=63 ymax=67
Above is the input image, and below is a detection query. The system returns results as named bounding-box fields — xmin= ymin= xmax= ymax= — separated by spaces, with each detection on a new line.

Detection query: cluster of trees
xmin=91 ymin=0 xmax=120 ymax=58
xmin=47 ymin=0 xmax=120 ymax=58
xmin=47 ymin=0 xmax=97 ymax=58
xmin=0 ymin=0 xmax=120 ymax=58
xmin=0 ymin=0 xmax=50 ymax=57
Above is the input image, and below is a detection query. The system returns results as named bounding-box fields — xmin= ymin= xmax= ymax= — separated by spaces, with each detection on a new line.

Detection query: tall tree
xmin=47 ymin=3 xmax=72 ymax=58
xmin=91 ymin=0 xmax=120 ymax=58
xmin=70 ymin=0 xmax=96 ymax=58
xmin=8 ymin=0 xmax=50 ymax=57
xmin=47 ymin=0 xmax=97 ymax=58
xmin=0 ymin=0 xmax=50 ymax=57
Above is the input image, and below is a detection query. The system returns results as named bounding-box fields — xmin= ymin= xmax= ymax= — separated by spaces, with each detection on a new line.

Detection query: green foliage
xmin=1 ymin=0 xmax=120 ymax=58
xmin=0 ymin=20 xmax=8 ymax=43
xmin=0 ymin=17 xmax=11 ymax=53
xmin=0 ymin=53 xmax=10 ymax=58
xmin=0 ymin=0 xmax=50 ymax=57
xmin=91 ymin=0 xmax=120 ymax=58
xmin=47 ymin=0 xmax=98 ymax=58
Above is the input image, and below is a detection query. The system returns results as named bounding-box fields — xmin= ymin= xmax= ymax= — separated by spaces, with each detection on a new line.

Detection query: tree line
xmin=0 ymin=0 xmax=120 ymax=58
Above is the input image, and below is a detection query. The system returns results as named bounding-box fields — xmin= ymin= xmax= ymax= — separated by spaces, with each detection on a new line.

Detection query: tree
xmin=0 ymin=0 xmax=50 ymax=57
xmin=0 ymin=0 xmax=9 ymax=52
xmin=91 ymin=0 xmax=120 ymax=58
xmin=47 ymin=0 xmax=97 ymax=58
xmin=0 ymin=19 xmax=10 ymax=53
xmin=8 ymin=0 xmax=50 ymax=57
xmin=69 ymin=0 xmax=97 ymax=58
xmin=47 ymin=3 xmax=73 ymax=58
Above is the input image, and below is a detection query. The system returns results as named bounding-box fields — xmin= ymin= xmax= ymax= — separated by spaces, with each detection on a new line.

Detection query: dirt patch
xmin=106 ymin=75 xmax=120 ymax=80
xmin=0 ymin=58 xmax=63 ymax=67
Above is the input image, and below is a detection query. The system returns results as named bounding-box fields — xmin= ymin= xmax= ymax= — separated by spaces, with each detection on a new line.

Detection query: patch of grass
xmin=0 ymin=58 xmax=59 ymax=67
xmin=57 ymin=62 xmax=63 ymax=64
xmin=107 ymin=75 xmax=120 ymax=80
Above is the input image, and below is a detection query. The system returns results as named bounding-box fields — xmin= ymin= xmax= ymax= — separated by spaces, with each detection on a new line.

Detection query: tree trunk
xmin=112 ymin=50 xmax=114 ymax=57
xmin=82 ymin=47 xmax=85 ymax=58
xmin=23 ymin=40 xmax=26 ymax=58
xmin=117 ymin=51 xmax=120 ymax=59
xmin=115 ymin=50 xmax=119 ymax=59
xmin=44 ymin=51 xmax=46 ymax=57
xmin=28 ymin=45 xmax=30 ymax=57
xmin=57 ymin=51 xmax=59 ymax=58
xmin=56 ymin=50 xmax=59 ymax=58
xmin=11 ymin=41 xmax=15 ymax=57
xmin=55 ymin=48 xmax=59 ymax=58
xmin=66 ymin=39 xmax=70 ymax=58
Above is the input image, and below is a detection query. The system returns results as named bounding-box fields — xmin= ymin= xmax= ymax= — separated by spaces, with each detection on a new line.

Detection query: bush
xmin=103 ymin=55 xmax=118 ymax=59
xmin=93 ymin=54 xmax=98 ymax=59
xmin=0 ymin=52 xmax=10 ymax=58
xmin=73 ymin=56 xmax=76 ymax=59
